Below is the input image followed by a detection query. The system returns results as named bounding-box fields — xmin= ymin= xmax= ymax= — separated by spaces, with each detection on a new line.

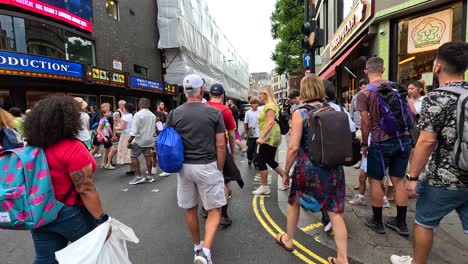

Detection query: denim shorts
xmin=415 ymin=181 xmax=468 ymax=233
xmin=367 ymin=136 xmax=412 ymax=180
xmin=31 ymin=206 xmax=97 ymax=264
xmin=130 ymin=143 xmax=151 ymax=157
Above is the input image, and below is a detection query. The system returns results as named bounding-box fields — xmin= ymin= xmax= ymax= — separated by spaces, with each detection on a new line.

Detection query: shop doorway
xmin=68 ymin=93 xmax=97 ymax=110
xmin=100 ymin=95 xmax=116 ymax=111
xmin=26 ymin=91 xmax=65 ymax=109
xmin=0 ymin=90 xmax=12 ymax=109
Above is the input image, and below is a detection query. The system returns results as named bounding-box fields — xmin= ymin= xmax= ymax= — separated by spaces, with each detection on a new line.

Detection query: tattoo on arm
xmin=70 ymin=164 xmax=95 ymax=192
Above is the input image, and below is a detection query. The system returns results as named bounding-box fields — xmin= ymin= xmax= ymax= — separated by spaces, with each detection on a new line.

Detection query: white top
xmin=130 ymin=109 xmax=156 ymax=147
xmin=156 ymin=121 xmax=164 ymax=132
xmin=244 ymin=109 xmax=260 ymax=138
xmin=76 ymin=112 xmax=91 ymax=141
xmin=121 ymin=113 xmax=133 ymax=134
xmin=328 ymin=102 xmax=357 ymax=133
xmin=412 ymin=96 xmax=425 ymax=115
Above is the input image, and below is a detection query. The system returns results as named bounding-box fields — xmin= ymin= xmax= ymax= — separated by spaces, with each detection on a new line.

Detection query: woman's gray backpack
xmin=300 ymin=104 xmax=353 ymax=168
xmin=436 ymin=86 xmax=468 ymax=171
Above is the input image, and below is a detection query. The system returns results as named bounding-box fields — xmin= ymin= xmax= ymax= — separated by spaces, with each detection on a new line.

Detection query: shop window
xmin=65 ymin=32 xmax=96 ymax=65
xmin=25 ymin=20 xmax=66 ymax=59
xmin=397 ymin=4 xmax=463 ymax=88
xmin=0 ymin=15 xmax=15 ymax=51
xmin=134 ymin=64 xmax=148 ymax=76
xmin=68 ymin=94 xmax=97 ymax=110
xmin=106 ymin=0 xmax=119 ymax=20
xmin=100 ymin=95 xmax=116 ymax=111
xmin=26 ymin=91 xmax=65 ymax=109
xmin=0 ymin=90 xmax=12 ymax=109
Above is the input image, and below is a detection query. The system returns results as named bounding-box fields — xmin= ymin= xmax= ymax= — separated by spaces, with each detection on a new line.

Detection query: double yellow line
xmin=252 ymin=195 xmax=329 ymax=264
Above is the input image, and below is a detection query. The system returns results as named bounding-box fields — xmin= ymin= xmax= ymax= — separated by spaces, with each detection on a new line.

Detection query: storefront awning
xmin=319 ymin=35 xmax=367 ymax=80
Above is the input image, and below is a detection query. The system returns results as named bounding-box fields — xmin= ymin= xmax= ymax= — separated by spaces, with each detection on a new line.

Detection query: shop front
xmin=129 ymin=75 xmax=165 ymax=109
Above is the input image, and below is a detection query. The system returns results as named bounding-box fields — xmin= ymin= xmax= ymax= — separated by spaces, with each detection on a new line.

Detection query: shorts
xmin=415 ymin=181 xmax=468 ymax=233
xmin=367 ymin=136 xmax=411 ymax=180
xmin=92 ymin=135 xmax=113 ymax=149
xmin=254 ymin=144 xmax=279 ymax=171
xmin=130 ymin=144 xmax=151 ymax=157
xmin=177 ymin=162 xmax=226 ymax=211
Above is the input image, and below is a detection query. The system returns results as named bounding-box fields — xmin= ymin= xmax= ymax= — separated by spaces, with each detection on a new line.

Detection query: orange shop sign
xmin=330 ymin=0 xmax=374 ymax=58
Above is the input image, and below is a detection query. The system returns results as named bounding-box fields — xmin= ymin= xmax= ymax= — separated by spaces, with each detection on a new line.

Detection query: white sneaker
xmin=145 ymin=176 xmax=155 ymax=183
xmin=104 ymin=164 xmax=115 ymax=170
xmin=279 ymin=185 xmax=288 ymax=191
xmin=349 ymin=194 xmax=367 ymax=205
xmin=129 ymin=176 xmax=145 ymax=185
xmin=324 ymin=222 xmax=333 ymax=233
xmin=390 ymin=255 xmax=413 ymax=264
xmin=93 ymin=153 xmax=102 ymax=158
xmin=252 ymin=185 xmax=271 ymax=195
xmin=159 ymin=172 xmax=171 ymax=177
xmin=383 ymin=196 xmax=390 ymax=208
xmin=151 ymin=167 xmax=158 ymax=175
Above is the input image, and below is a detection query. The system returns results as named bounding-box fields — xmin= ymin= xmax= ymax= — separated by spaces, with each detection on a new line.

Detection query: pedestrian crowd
xmin=0 ymin=41 xmax=468 ymax=264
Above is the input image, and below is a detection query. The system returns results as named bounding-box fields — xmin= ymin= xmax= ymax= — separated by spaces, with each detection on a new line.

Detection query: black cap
xmin=210 ymin=83 xmax=225 ymax=96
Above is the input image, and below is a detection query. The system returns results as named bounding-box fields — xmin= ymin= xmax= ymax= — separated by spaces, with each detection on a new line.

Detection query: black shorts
xmin=254 ymin=144 xmax=279 ymax=171
xmin=92 ymin=135 xmax=113 ymax=149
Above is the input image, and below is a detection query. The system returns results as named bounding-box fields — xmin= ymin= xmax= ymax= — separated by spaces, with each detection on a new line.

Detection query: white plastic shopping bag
xmin=55 ymin=218 xmax=139 ymax=264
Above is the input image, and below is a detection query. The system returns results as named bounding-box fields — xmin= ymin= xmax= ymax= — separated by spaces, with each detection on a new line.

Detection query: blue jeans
xmin=367 ymin=136 xmax=412 ymax=180
xmin=31 ymin=206 xmax=97 ymax=264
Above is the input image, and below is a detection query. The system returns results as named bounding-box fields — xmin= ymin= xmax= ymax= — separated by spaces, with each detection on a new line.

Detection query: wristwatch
xmin=406 ymin=173 xmax=419 ymax=181
xmin=96 ymin=213 xmax=109 ymax=225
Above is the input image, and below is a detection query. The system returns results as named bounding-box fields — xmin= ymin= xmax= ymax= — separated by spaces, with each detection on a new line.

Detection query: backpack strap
xmin=61 ymin=185 xmax=79 ymax=206
xmin=366 ymin=84 xmax=378 ymax=93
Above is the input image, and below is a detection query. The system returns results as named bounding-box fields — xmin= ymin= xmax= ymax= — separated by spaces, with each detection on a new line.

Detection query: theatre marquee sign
xmin=330 ymin=0 xmax=374 ymax=59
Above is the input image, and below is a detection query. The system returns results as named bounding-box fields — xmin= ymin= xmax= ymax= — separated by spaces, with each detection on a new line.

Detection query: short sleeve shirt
xmin=206 ymin=101 xmax=237 ymax=131
xmin=244 ymin=109 xmax=260 ymax=138
xmin=355 ymin=80 xmax=394 ymax=142
xmin=121 ymin=113 xmax=133 ymax=134
xmin=99 ymin=118 xmax=111 ymax=137
xmin=419 ymin=82 xmax=468 ymax=191
xmin=45 ymin=139 xmax=96 ymax=206
xmin=166 ymin=102 xmax=226 ymax=164
xmin=258 ymin=103 xmax=281 ymax=147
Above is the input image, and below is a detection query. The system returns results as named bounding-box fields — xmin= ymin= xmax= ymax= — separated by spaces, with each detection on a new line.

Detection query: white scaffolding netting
xmin=157 ymin=0 xmax=250 ymax=100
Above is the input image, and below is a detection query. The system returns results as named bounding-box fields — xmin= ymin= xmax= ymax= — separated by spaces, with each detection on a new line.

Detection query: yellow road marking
xmin=258 ymin=196 xmax=329 ymax=264
xmin=252 ymin=196 xmax=317 ymax=264
xmin=301 ymin=222 xmax=324 ymax=232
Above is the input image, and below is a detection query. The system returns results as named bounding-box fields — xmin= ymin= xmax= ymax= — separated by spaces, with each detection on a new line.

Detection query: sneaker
xmin=145 ymin=176 xmax=155 ymax=183
xmin=349 ymin=194 xmax=367 ymax=206
xmin=220 ymin=216 xmax=233 ymax=226
xmin=200 ymin=208 xmax=208 ymax=219
xmin=104 ymin=164 xmax=116 ymax=170
xmin=383 ymin=196 xmax=390 ymax=208
xmin=279 ymin=185 xmax=288 ymax=191
xmin=390 ymin=255 xmax=413 ymax=264
xmin=324 ymin=222 xmax=333 ymax=233
xmin=129 ymin=176 xmax=145 ymax=185
xmin=125 ymin=171 xmax=136 ymax=175
xmin=159 ymin=172 xmax=171 ymax=177
xmin=364 ymin=217 xmax=386 ymax=234
xmin=252 ymin=185 xmax=271 ymax=195
xmin=93 ymin=153 xmax=102 ymax=158
xmin=194 ymin=251 xmax=212 ymax=264
xmin=151 ymin=167 xmax=158 ymax=175
xmin=384 ymin=217 xmax=409 ymax=236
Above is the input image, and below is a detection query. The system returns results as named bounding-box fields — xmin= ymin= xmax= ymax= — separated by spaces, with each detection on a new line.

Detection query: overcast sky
xmin=206 ymin=0 xmax=278 ymax=74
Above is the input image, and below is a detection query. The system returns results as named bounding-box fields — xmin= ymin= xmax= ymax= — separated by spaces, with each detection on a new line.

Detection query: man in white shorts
xmin=166 ymin=74 xmax=227 ymax=264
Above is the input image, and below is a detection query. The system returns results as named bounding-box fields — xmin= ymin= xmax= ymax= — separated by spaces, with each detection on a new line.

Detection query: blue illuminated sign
xmin=130 ymin=76 xmax=164 ymax=92
xmin=0 ymin=51 xmax=83 ymax=78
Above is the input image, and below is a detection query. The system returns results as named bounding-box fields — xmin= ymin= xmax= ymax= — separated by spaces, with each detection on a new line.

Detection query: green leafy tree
xmin=271 ymin=0 xmax=304 ymax=75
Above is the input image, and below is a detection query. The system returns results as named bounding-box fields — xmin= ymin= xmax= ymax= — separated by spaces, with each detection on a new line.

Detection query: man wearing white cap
xmin=166 ymin=74 xmax=227 ymax=264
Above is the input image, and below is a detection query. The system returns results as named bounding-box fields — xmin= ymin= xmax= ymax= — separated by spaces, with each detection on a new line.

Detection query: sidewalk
xmin=275 ymin=136 xmax=468 ymax=264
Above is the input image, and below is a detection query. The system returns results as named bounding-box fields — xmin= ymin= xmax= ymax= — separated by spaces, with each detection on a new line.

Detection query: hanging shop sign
xmin=0 ymin=0 xmax=93 ymax=32
xmin=112 ymin=59 xmax=122 ymax=71
xmin=330 ymin=0 xmax=374 ymax=58
xmin=0 ymin=51 xmax=83 ymax=80
xmin=164 ymin=83 xmax=178 ymax=96
xmin=130 ymin=76 xmax=164 ymax=93
xmin=90 ymin=66 xmax=126 ymax=88
xmin=408 ymin=9 xmax=453 ymax=54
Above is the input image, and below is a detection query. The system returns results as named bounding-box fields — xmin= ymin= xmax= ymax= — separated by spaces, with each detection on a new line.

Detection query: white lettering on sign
xmin=0 ymin=212 xmax=11 ymax=223
xmin=14 ymin=0 xmax=33 ymax=7
xmin=35 ymin=3 xmax=42 ymax=10
xmin=0 ymin=55 xmax=71 ymax=72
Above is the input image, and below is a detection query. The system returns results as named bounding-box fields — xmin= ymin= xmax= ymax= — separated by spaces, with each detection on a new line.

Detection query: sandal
xmin=275 ymin=233 xmax=294 ymax=252
xmin=328 ymin=257 xmax=341 ymax=264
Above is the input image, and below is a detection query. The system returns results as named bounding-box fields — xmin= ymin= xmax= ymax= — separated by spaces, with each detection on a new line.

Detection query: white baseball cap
xmin=183 ymin=74 xmax=204 ymax=90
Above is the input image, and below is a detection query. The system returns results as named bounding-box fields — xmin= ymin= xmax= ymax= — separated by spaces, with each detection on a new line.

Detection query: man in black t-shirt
xmin=227 ymin=99 xmax=239 ymax=130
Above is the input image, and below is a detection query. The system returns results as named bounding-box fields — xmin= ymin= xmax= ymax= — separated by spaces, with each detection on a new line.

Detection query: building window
xmin=0 ymin=15 xmax=15 ymax=50
xmin=134 ymin=64 xmax=148 ymax=76
xmin=106 ymin=0 xmax=119 ymax=20
xmin=397 ymin=3 xmax=463 ymax=89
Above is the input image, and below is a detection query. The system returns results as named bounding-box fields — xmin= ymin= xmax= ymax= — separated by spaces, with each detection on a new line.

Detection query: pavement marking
xmin=257 ymin=196 xmax=328 ymax=264
xmin=151 ymin=189 xmax=159 ymax=193
xmin=252 ymin=196 xmax=317 ymax=264
xmin=121 ymin=189 xmax=129 ymax=192
xmin=301 ymin=223 xmax=324 ymax=232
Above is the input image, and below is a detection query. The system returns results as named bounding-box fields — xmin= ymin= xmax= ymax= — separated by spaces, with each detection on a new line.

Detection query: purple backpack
xmin=367 ymin=82 xmax=414 ymax=140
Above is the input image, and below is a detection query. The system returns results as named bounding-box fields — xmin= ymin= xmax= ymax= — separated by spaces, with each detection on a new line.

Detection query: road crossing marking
xmin=253 ymin=195 xmax=329 ymax=264
xmin=301 ymin=222 xmax=324 ymax=232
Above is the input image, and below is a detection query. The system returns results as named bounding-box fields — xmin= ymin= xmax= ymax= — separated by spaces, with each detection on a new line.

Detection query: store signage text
xmin=0 ymin=0 xmax=93 ymax=32
xmin=408 ymin=9 xmax=453 ymax=54
xmin=330 ymin=0 xmax=374 ymax=58
xmin=0 ymin=51 xmax=83 ymax=79
xmin=130 ymin=76 xmax=164 ymax=93
xmin=164 ymin=83 xmax=178 ymax=96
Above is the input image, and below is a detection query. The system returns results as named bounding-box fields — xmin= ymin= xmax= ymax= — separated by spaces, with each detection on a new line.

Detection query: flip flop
xmin=327 ymin=257 xmax=337 ymax=264
xmin=275 ymin=234 xmax=294 ymax=252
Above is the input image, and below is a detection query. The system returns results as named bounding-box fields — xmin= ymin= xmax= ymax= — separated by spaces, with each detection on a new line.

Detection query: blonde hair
xmin=259 ymin=85 xmax=277 ymax=105
xmin=0 ymin=107 xmax=16 ymax=128
xmin=300 ymin=74 xmax=326 ymax=103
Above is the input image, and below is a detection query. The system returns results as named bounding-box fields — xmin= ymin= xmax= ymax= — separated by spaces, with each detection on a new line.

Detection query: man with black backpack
xmin=356 ymin=57 xmax=413 ymax=236
xmin=391 ymin=42 xmax=468 ymax=264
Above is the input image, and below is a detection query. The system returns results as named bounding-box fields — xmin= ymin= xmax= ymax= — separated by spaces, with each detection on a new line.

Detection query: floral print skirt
xmin=289 ymin=151 xmax=346 ymax=214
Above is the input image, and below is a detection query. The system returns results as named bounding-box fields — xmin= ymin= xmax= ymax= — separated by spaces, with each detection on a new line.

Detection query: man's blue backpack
xmin=0 ymin=147 xmax=63 ymax=230
xmin=156 ymin=127 xmax=184 ymax=173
